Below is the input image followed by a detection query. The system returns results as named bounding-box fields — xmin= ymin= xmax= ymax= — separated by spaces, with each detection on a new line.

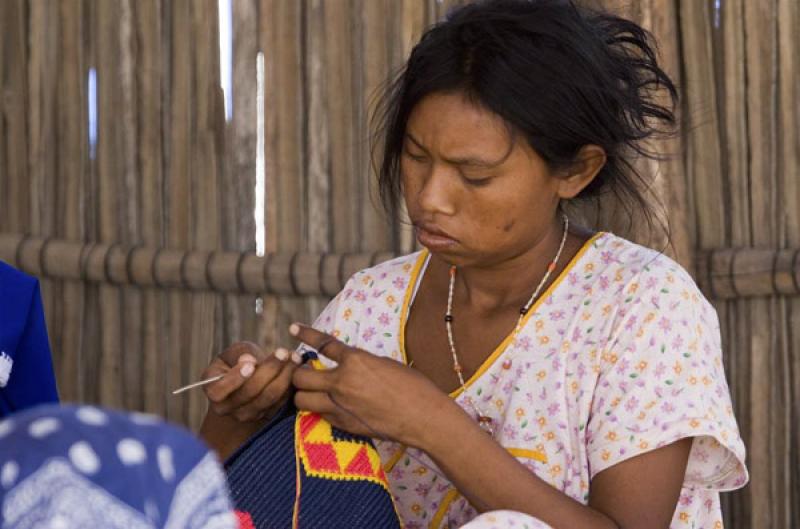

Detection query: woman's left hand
xmin=289 ymin=323 xmax=455 ymax=447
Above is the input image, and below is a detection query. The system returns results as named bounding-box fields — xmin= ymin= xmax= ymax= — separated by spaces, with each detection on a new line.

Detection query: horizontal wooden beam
xmin=694 ymin=247 xmax=800 ymax=300
xmin=0 ymin=233 xmax=395 ymax=297
xmin=1 ymin=233 xmax=798 ymax=300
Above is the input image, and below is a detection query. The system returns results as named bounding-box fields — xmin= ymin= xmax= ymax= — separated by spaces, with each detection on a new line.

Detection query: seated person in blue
xmin=0 ymin=261 xmax=59 ymax=417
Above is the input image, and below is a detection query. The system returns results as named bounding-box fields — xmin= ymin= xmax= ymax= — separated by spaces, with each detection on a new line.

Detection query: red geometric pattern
xmin=295 ymin=411 xmax=389 ymax=489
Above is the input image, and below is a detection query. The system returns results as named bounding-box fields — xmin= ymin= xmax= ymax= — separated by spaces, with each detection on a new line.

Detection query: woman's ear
xmin=556 ymin=145 xmax=606 ymax=199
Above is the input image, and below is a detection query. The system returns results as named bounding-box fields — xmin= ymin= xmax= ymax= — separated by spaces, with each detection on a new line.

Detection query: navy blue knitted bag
xmin=225 ymin=402 xmax=402 ymax=529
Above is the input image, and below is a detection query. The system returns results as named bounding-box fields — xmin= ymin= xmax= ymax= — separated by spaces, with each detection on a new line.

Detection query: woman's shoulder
xmin=342 ymin=251 xmax=426 ymax=292
xmin=590 ymin=232 xmax=703 ymax=297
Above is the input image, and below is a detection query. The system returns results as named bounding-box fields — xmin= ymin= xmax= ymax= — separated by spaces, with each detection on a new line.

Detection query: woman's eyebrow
xmin=404 ymin=132 xmax=511 ymax=168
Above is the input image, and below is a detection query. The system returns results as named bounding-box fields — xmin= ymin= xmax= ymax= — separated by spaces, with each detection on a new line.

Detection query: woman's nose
xmin=417 ymin=165 xmax=457 ymax=216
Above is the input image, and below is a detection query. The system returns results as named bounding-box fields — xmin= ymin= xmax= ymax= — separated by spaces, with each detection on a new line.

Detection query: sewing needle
xmin=172 ymin=374 xmax=225 ymax=395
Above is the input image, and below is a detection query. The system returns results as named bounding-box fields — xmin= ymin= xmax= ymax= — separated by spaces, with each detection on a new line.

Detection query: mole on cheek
xmin=501 ymin=219 xmax=516 ymax=232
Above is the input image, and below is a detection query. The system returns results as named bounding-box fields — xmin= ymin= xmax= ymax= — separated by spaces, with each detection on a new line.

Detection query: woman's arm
xmin=417 ymin=395 xmax=691 ymax=529
xmin=199 ymin=408 xmax=269 ymax=460
xmin=290 ymin=324 xmax=692 ymax=529
xmin=196 ymin=342 xmax=298 ymax=459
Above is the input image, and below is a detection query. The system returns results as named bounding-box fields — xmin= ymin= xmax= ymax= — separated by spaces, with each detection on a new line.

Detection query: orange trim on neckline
xmin=399 ymin=232 xmax=605 ymax=398
xmin=398 ymin=250 xmax=430 ymax=366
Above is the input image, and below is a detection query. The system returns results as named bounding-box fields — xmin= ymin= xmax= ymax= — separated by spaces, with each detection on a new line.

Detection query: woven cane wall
xmin=0 ymin=1 xmax=798 ymax=527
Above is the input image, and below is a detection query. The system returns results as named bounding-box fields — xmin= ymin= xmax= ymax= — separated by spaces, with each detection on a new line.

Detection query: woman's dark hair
xmin=372 ymin=0 xmax=678 ymax=233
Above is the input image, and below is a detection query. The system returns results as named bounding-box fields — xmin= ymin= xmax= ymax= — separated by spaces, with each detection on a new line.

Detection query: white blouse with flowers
xmin=307 ymin=232 xmax=748 ymax=529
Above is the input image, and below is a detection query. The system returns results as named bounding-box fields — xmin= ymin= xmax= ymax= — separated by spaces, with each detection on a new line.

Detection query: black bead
xmin=520 ymin=307 xmax=528 ymax=315
xmin=444 ymin=314 xmax=454 ymax=322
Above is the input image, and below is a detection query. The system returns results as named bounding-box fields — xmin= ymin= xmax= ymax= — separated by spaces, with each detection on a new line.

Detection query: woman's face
xmin=401 ymin=91 xmax=563 ymax=268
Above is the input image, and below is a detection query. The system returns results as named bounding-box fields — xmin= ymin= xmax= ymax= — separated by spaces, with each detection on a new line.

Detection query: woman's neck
xmin=432 ymin=218 xmax=580 ymax=316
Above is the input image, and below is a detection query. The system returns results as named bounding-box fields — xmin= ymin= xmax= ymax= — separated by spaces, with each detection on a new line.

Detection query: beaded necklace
xmin=445 ymin=214 xmax=569 ymax=435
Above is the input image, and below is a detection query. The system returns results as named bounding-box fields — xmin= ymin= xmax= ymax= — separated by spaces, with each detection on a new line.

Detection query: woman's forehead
xmin=406 ymin=92 xmax=516 ymax=162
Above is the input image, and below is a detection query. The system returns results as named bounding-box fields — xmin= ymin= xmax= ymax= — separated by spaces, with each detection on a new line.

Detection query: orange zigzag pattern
xmin=295 ymin=411 xmax=390 ymax=490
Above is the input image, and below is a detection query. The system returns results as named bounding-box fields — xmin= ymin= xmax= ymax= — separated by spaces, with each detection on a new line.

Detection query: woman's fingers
xmin=294 ymin=390 xmax=336 ymax=415
xmin=289 ymin=323 xmax=348 ymax=363
xmin=292 ymin=366 xmax=336 ymax=392
xmin=208 ymin=348 xmax=291 ymax=415
xmin=218 ymin=341 xmax=264 ymax=367
xmin=234 ymin=358 xmax=298 ymax=421
xmin=203 ymin=354 xmax=258 ymax=403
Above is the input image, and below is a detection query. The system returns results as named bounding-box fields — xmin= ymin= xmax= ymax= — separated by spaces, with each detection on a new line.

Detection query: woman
xmin=200 ymin=1 xmax=748 ymax=527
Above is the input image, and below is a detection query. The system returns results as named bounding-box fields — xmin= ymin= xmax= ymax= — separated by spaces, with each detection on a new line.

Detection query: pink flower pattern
xmin=307 ymin=233 xmax=747 ymax=528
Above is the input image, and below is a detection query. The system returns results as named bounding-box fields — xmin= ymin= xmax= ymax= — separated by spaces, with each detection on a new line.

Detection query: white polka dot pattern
xmin=69 ymin=441 xmax=101 ymax=474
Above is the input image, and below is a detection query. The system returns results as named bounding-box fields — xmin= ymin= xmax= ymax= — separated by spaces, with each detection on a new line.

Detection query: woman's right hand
xmin=198 ymin=341 xmax=299 ymax=459
xmin=202 ymin=341 xmax=299 ymax=422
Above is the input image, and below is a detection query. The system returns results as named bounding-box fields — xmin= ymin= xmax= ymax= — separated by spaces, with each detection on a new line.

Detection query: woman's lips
xmin=415 ymin=225 xmax=457 ymax=249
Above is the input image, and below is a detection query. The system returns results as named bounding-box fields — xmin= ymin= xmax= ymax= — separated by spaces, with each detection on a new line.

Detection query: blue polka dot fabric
xmin=0 ymin=404 xmax=237 ymax=529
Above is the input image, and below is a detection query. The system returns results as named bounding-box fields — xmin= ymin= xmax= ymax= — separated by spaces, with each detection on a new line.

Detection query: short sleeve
xmin=586 ymin=264 xmax=748 ymax=491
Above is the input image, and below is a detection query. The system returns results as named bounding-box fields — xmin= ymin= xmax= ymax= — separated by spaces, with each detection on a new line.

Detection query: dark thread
xmin=316 ymin=338 xmax=337 ymax=357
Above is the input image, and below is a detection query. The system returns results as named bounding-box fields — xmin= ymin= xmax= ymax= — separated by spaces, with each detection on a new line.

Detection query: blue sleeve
xmin=0 ymin=280 xmax=59 ymax=416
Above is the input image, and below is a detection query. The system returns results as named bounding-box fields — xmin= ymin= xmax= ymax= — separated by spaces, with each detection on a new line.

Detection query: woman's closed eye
xmin=402 ymin=147 xmax=428 ymax=162
xmin=461 ymin=173 xmax=493 ymax=187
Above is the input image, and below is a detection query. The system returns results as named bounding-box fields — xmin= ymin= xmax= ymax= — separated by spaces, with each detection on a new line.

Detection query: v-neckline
xmin=398 ymin=232 xmax=606 ymax=397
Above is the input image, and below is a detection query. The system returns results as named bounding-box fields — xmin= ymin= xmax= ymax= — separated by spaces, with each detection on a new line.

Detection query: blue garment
xmin=0 ymin=261 xmax=59 ymax=417
xmin=0 ymin=404 xmax=237 ymax=529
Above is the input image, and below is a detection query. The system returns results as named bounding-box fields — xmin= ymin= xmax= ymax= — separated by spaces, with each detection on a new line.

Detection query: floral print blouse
xmin=307 ymin=232 xmax=748 ymax=528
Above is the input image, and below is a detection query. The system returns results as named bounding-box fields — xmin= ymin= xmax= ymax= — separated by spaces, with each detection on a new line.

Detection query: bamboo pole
xmin=777 ymin=0 xmax=800 ymax=518
xmin=2 ymin=0 xmax=30 ymax=234
xmin=3 ymin=233 xmax=799 ymax=301
xmin=56 ymin=0 xmax=87 ymax=404
xmin=225 ymin=0 xmax=259 ymax=349
xmin=166 ymin=0 xmax=193 ymax=423
xmin=135 ymin=0 xmax=168 ymax=416
xmin=186 ymin=0 xmax=223 ymax=431
xmin=118 ymin=0 xmax=145 ymax=413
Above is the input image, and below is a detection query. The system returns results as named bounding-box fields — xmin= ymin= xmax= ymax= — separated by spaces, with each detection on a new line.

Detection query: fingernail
xmin=240 ymin=363 xmax=255 ymax=377
xmin=238 ymin=353 xmax=257 ymax=365
xmin=290 ymin=351 xmax=302 ymax=365
xmin=289 ymin=323 xmax=300 ymax=336
xmin=275 ymin=348 xmax=289 ymax=362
